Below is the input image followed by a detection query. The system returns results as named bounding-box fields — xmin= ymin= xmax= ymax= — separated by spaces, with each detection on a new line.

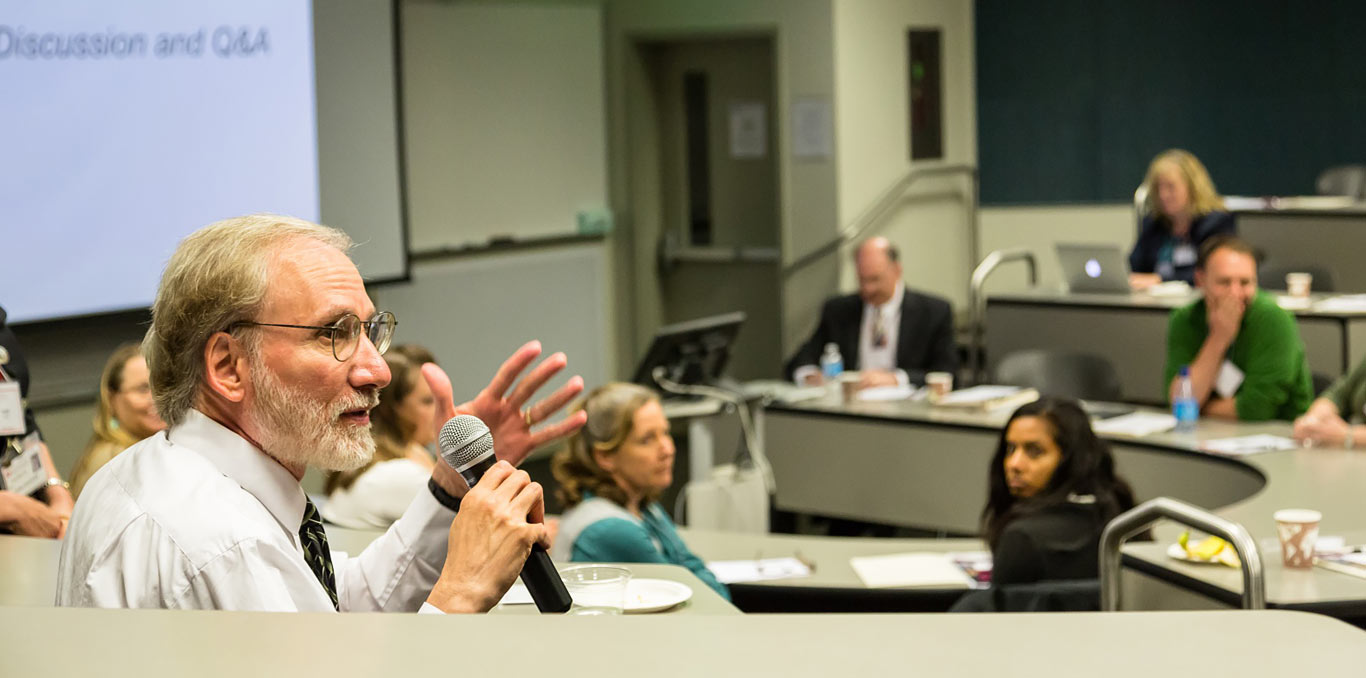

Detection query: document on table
xmin=1314 ymin=294 xmax=1366 ymax=313
xmin=706 ymin=557 xmax=812 ymax=584
xmin=857 ymin=385 xmax=914 ymax=402
xmin=849 ymin=553 xmax=975 ymax=589
xmin=1090 ymin=412 xmax=1177 ymax=437
xmin=1200 ymin=434 xmax=1298 ymax=456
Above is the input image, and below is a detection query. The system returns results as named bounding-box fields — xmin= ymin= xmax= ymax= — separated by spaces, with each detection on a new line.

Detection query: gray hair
xmin=143 ymin=214 xmax=353 ymax=426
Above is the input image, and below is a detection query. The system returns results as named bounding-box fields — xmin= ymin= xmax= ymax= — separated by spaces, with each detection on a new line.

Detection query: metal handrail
xmin=967 ymin=248 xmax=1037 ymax=383
xmin=1099 ymin=497 xmax=1265 ymax=611
xmin=782 ymin=163 xmax=979 ymax=278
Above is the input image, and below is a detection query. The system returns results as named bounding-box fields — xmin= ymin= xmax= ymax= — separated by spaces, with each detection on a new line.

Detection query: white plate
xmin=1166 ymin=542 xmax=1234 ymax=565
xmin=624 ymin=578 xmax=692 ymax=614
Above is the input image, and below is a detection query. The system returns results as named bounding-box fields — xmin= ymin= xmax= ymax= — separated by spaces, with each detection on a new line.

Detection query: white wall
xmin=830 ymin=0 xmax=976 ymax=314
xmin=402 ymin=0 xmax=608 ymax=250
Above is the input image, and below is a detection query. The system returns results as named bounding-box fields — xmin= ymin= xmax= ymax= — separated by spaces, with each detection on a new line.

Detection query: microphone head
xmin=438 ymin=415 xmax=495 ymax=472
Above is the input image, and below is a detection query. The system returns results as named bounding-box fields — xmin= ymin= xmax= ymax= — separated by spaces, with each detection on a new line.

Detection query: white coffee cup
xmin=1273 ymin=508 xmax=1322 ymax=568
xmin=925 ymin=372 xmax=954 ymax=401
xmin=1285 ymin=272 xmax=1313 ymax=298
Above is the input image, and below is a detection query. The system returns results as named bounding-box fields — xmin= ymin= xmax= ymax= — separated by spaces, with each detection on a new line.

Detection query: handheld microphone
xmin=438 ymin=415 xmax=572 ymax=613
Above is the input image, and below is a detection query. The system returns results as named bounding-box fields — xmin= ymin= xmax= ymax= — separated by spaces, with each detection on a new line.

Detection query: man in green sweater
xmin=1164 ymin=236 xmax=1313 ymax=421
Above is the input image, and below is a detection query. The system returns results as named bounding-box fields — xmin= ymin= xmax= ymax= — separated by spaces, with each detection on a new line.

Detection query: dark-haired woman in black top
xmin=981 ymin=397 xmax=1140 ymax=588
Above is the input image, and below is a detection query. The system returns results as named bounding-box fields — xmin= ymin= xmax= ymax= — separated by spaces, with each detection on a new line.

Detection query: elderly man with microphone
xmin=57 ymin=215 xmax=584 ymax=613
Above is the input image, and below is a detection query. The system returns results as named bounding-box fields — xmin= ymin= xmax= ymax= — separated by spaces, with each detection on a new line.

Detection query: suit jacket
xmin=785 ymin=287 xmax=958 ymax=386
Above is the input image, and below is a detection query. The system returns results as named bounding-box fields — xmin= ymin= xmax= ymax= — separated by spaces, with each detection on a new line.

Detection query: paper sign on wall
xmin=728 ymin=101 xmax=767 ymax=159
xmin=791 ymin=97 xmax=832 ymax=159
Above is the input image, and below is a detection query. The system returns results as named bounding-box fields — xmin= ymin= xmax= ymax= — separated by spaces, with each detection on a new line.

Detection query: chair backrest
xmin=1316 ymin=165 xmax=1366 ymax=200
xmin=993 ymin=349 xmax=1124 ymax=402
xmin=949 ymin=579 xmax=1101 ymax=613
xmin=1312 ymin=372 xmax=1336 ymax=397
xmin=1258 ymin=264 xmax=1337 ymax=293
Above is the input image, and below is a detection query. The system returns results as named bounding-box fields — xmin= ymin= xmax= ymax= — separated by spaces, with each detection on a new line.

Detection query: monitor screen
xmin=631 ymin=312 xmax=746 ymax=389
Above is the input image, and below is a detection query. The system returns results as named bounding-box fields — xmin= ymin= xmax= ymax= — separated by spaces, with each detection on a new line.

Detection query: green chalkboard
xmin=975 ymin=0 xmax=1366 ymax=205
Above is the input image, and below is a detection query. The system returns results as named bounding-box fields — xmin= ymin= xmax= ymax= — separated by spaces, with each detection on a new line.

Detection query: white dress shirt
xmin=322 ymin=458 xmax=430 ymax=529
xmin=55 ymin=409 xmax=454 ymax=612
xmin=794 ymin=286 xmax=910 ymax=386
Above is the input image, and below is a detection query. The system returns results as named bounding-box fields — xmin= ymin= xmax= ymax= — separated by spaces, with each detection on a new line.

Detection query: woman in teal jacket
xmin=550 ymin=383 xmax=729 ymax=599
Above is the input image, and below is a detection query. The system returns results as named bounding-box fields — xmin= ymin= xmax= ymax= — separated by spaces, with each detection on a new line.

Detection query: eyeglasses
xmin=229 ymin=311 xmax=397 ymax=362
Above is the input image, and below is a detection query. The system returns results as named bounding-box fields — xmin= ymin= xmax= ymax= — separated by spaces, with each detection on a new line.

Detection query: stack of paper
xmin=1091 ymin=412 xmax=1177 ymax=437
xmin=1314 ymin=294 xmax=1366 ymax=313
xmin=934 ymin=385 xmax=1040 ymax=412
xmin=706 ymin=557 xmax=811 ymax=584
xmin=849 ymin=552 xmax=975 ymax=589
xmin=1200 ymin=434 xmax=1298 ymax=457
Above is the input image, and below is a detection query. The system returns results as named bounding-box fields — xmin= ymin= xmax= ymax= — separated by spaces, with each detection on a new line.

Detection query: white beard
xmin=247 ymin=363 xmax=377 ymax=472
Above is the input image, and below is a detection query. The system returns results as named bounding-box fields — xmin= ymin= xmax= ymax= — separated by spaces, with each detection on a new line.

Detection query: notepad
xmin=1200 ymin=434 xmax=1298 ymax=456
xmin=706 ymin=557 xmax=812 ymax=584
xmin=1091 ymin=412 xmax=1177 ymax=437
xmin=849 ymin=553 xmax=975 ymax=589
xmin=933 ymin=386 xmax=1040 ymax=412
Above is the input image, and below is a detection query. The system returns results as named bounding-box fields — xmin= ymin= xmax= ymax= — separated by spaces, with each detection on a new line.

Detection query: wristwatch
xmin=43 ymin=477 xmax=69 ymax=490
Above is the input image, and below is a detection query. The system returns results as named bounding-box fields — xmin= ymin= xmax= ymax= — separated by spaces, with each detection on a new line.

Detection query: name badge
xmin=0 ymin=381 xmax=23 ymax=437
xmin=1 ymin=432 xmax=46 ymax=496
xmin=1172 ymin=243 xmax=1198 ymax=267
xmin=1215 ymin=360 xmax=1245 ymax=400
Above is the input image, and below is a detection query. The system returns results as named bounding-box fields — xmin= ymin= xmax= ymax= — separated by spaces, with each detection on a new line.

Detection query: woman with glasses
xmin=322 ymin=344 xmax=440 ymax=528
xmin=69 ymin=343 xmax=166 ymax=498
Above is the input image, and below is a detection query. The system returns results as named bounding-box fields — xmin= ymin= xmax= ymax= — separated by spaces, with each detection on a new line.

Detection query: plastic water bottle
xmin=819 ymin=342 xmax=844 ymax=382
xmin=1173 ymin=366 xmax=1199 ymax=433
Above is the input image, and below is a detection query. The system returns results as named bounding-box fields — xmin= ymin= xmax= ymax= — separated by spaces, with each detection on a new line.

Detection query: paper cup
xmin=838 ymin=371 xmax=861 ymax=403
xmin=561 ymin=565 xmax=631 ymax=615
xmin=925 ymin=372 xmax=954 ymax=402
xmin=1273 ymin=509 xmax=1322 ymax=568
xmin=1285 ymin=272 xmax=1312 ymax=298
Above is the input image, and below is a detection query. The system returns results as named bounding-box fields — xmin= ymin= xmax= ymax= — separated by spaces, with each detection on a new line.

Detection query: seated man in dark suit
xmin=787 ymin=237 xmax=958 ymax=390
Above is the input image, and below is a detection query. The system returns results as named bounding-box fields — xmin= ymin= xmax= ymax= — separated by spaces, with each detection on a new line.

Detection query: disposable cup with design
xmin=561 ymin=565 xmax=631 ymax=615
xmin=1285 ymin=272 xmax=1312 ymax=298
xmin=1273 ymin=509 xmax=1321 ymax=569
xmin=838 ymin=371 xmax=861 ymax=403
xmin=925 ymin=372 xmax=954 ymax=402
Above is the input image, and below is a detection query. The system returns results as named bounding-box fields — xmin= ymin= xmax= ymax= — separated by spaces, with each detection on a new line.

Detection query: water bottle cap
xmin=824 ymin=343 xmax=838 ymax=353
xmin=1179 ymin=365 xmax=1190 ymax=377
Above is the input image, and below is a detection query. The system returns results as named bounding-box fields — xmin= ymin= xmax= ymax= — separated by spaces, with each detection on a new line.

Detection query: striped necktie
xmin=872 ymin=306 xmax=888 ymax=348
xmin=299 ymin=498 xmax=338 ymax=610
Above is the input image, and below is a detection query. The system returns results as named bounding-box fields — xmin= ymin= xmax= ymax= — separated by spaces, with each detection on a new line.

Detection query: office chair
xmin=1258 ymin=264 xmax=1336 ymax=293
xmin=1316 ymin=165 xmax=1366 ymax=201
xmin=994 ymin=349 xmax=1124 ymax=402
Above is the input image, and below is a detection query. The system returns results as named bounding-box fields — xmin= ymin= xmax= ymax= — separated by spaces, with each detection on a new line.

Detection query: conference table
xmin=762 ymin=394 xmax=1366 ymax=622
xmin=985 ymin=289 xmax=1366 ymax=405
xmin=0 ymin=532 xmax=736 ymax=616
xmin=5 ymin=604 xmax=1363 ymax=675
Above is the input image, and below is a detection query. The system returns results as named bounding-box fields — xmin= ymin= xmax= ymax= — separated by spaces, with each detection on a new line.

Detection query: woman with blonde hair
xmin=551 ymin=382 xmax=729 ymax=599
xmin=1128 ymin=149 xmax=1234 ymax=290
xmin=322 ymin=345 xmax=438 ymax=528
xmin=69 ymin=343 xmax=166 ymax=498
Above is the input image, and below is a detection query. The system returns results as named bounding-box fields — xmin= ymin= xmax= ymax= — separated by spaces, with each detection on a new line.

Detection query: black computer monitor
xmin=631 ymin=311 xmax=746 ymax=389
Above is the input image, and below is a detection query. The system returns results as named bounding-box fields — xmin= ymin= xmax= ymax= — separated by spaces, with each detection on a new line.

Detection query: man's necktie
xmin=872 ymin=307 xmax=888 ymax=348
xmin=299 ymin=497 xmax=338 ymax=610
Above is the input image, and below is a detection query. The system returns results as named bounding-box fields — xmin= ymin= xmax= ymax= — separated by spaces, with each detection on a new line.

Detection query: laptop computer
xmin=1055 ymin=243 xmax=1131 ymax=294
